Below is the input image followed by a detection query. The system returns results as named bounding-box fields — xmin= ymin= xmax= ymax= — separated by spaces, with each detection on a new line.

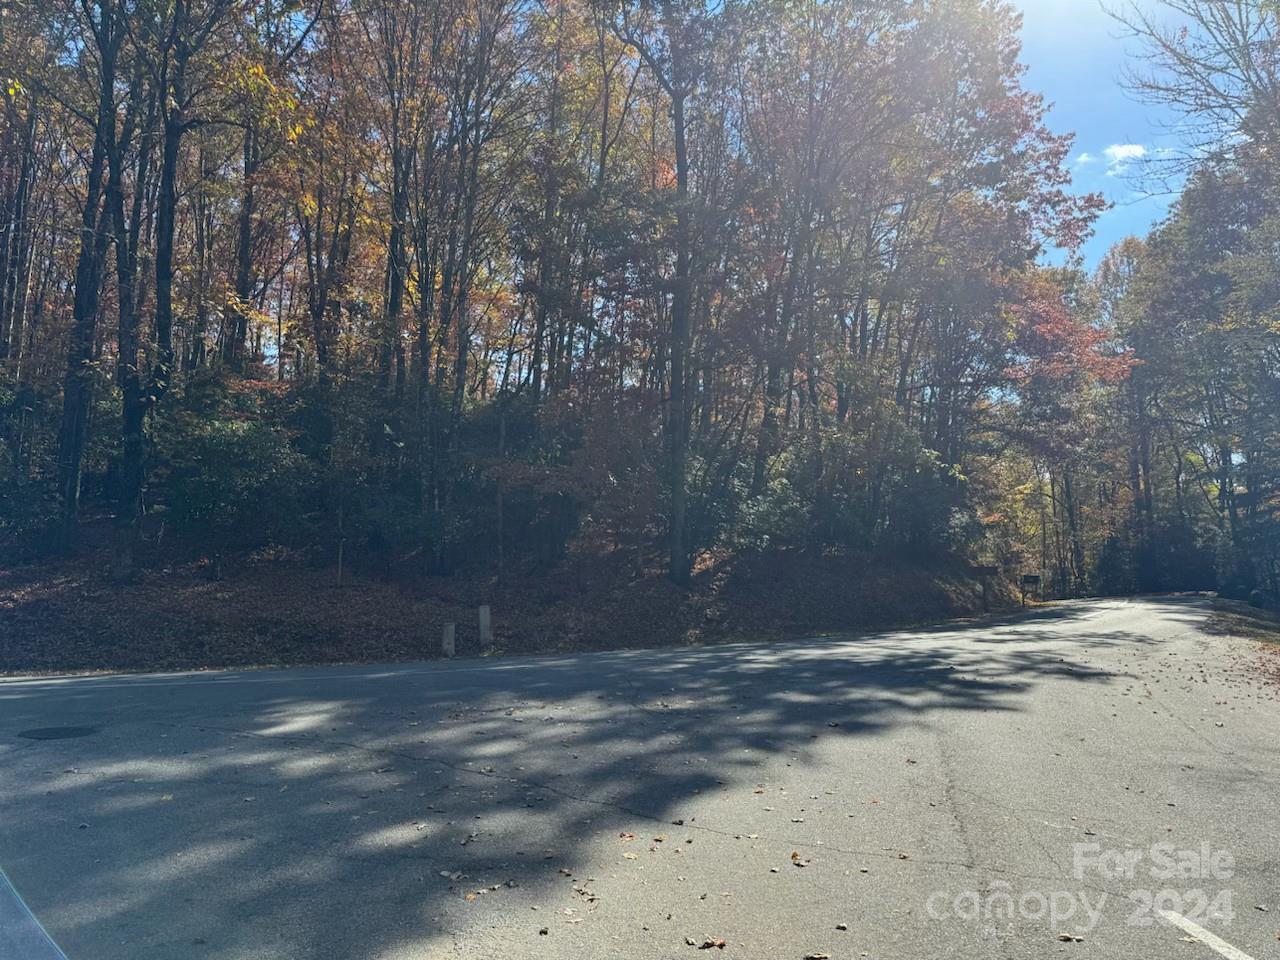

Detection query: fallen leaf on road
xmin=623 ymin=852 xmax=638 ymax=860
xmin=1056 ymin=934 xmax=1084 ymax=943
xmin=697 ymin=938 xmax=726 ymax=950
xmin=619 ymin=832 xmax=637 ymax=841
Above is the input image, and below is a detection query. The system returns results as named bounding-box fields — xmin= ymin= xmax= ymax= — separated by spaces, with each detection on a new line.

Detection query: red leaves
xmin=1008 ymin=273 xmax=1134 ymax=389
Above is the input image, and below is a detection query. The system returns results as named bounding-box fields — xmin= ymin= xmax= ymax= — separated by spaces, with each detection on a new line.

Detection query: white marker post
xmin=478 ymin=605 xmax=493 ymax=655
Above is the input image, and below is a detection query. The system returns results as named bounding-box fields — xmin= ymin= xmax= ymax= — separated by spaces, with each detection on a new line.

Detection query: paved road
xmin=1 ymin=597 xmax=1277 ymax=959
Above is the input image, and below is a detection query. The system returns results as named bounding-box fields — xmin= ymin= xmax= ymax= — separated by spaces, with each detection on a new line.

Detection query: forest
xmin=0 ymin=0 xmax=1277 ymax=659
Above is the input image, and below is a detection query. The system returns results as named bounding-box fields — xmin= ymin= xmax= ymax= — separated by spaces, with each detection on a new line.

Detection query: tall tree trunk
xmin=56 ymin=8 xmax=119 ymax=549
xmin=225 ymin=122 xmax=259 ymax=369
xmin=667 ymin=80 xmax=691 ymax=584
xmin=1061 ymin=465 xmax=1086 ymax=596
xmin=1 ymin=106 xmax=37 ymax=363
xmin=115 ymin=37 xmax=186 ymax=578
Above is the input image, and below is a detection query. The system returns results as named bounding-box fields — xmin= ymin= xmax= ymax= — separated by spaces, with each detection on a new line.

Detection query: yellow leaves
xmin=214 ymin=56 xmax=305 ymax=133
xmin=4 ymin=77 xmax=22 ymax=100
xmin=296 ymin=193 xmax=319 ymax=221
xmin=224 ymin=294 xmax=273 ymax=330
xmin=225 ymin=58 xmax=277 ymax=100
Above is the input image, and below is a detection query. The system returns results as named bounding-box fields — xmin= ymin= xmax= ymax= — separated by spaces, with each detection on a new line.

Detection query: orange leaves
xmin=1007 ymin=272 xmax=1135 ymax=388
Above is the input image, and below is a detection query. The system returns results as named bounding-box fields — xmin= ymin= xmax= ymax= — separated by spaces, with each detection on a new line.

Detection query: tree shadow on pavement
xmin=0 ymin=599 xmax=1198 ymax=959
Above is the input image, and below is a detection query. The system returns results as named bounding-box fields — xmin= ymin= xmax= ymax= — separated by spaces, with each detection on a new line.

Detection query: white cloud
xmin=1104 ymin=143 xmax=1146 ymax=163
xmin=1075 ymin=152 xmax=1096 ymax=166
xmin=1103 ymin=143 xmax=1147 ymax=175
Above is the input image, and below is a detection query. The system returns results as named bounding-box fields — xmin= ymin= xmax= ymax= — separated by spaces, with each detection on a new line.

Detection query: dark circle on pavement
xmin=17 ymin=726 xmax=100 ymax=740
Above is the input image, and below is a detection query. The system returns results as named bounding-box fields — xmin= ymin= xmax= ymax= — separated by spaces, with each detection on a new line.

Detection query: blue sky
xmin=1013 ymin=0 xmax=1180 ymax=268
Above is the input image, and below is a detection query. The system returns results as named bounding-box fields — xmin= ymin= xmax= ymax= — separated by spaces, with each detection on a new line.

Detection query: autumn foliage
xmin=0 ymin=0 xmax=1275 ymax=652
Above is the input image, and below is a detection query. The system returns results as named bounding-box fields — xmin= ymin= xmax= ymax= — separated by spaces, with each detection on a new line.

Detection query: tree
xmin=613 ymin=0 xmax=715 ymax=584
xmin=1114 ymin=0 xmax=1280 ymax=162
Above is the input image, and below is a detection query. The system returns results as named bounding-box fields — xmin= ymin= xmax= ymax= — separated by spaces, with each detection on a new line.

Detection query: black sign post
xmin=973 ymin=565 xmax=999 ymax=613
xmin=1020 ymin=574 xmax=1042 ymax=606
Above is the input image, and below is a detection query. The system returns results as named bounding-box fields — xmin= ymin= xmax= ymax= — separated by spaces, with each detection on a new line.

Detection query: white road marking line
xmin=1159 ymin=910 xmax=1258 ymax=960
xmin=0 ymin=867 xmax=68 ymax=960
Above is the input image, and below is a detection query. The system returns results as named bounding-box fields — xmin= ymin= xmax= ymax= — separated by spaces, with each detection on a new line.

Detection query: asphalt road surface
xmin=1 ymin=597 xmax=1277 ymax=960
